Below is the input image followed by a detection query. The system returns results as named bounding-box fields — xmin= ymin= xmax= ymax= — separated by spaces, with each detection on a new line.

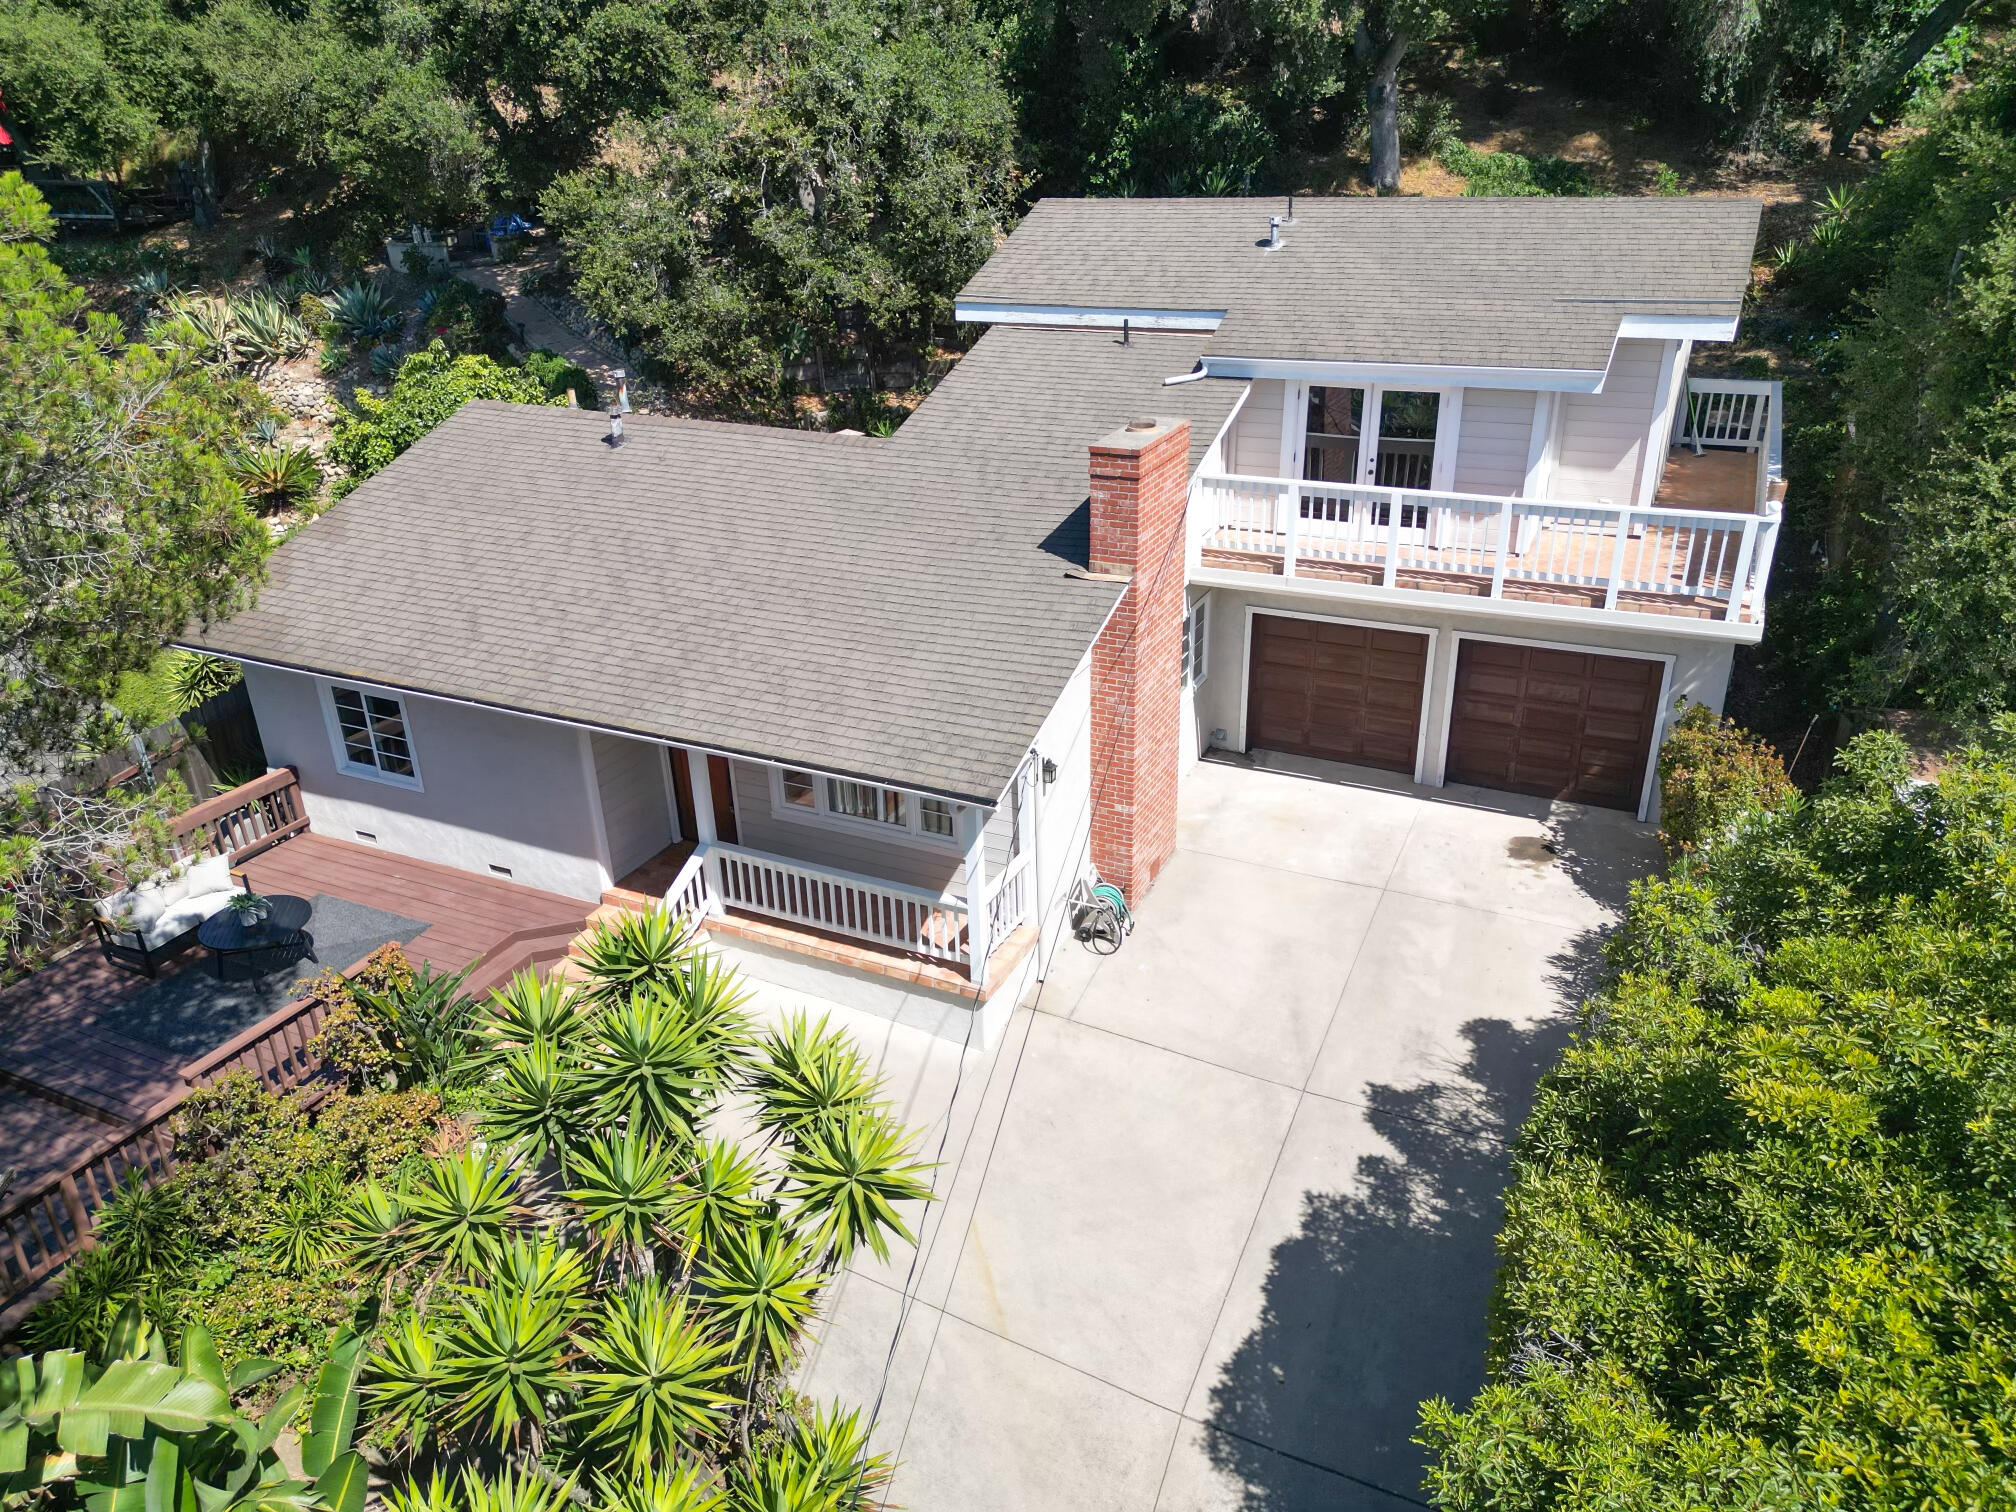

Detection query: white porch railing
xmin=671 ymin=841 xmax=972 ymax=968
xmin=1195 ymin=473 xmax=1781 ymax=625
xmin=1679 ymin=376 xmax=1773 ymax=452
xmin=987 ymin=852 xmax=1034 ymax=941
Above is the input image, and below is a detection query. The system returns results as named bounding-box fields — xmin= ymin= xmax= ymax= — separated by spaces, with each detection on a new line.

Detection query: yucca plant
xmin=482 ymin=1040 xmax=590 ymax=1170
xmin=400 ymin=1148 xmax=529 ymax=1275
xmin=576 ymin=906 xmax=698 ymax=1004
xmin=363 ymin=1311 xmax=447 ymax=1458
xmin=263 ymin=1172 xmax=347 ymax=1271
xmin=695 ymin=1222 xmax=822 ymax=1379
xmin=745 ymin=1014 xmax=882 ymax=1139
xmin=564 ymin=1132 xmax=679 ymax=1271
xmin=485 ymin=969 xmax=588 ymax=1053
xmin=352 ymin=961 xmax=484 ymax=1089
xmin=596 ymin=1463 xmax=731 ymax=1512
xmin=571 ymin=1277 xmax=738 ymax=1466
xmin=319 ymin=281 xmax=404 ymax=344
xmin=229 ymin=443 xmax=320 ymax=509
xmin=434 ymin=1279 xmax=577 ymax=1454
xmin=230 ymin=290 xmax=312 ymax=362
xmin=779 ymin=1111 xmax=932 ymax=1265
xmin=578 ymin=992 xmax=717 ymax=1145
xmin=662 ymin=1138 xmax=767 ymax=1268
xmin=93 ymin=1169 xmax=192 ymax=1277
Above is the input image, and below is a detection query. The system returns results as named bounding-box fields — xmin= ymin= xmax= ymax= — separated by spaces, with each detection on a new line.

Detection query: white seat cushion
xmin=96 ymin=855 xmax=236 ymax=943
xmin=146 ymin=889 xmax=239 ymax=948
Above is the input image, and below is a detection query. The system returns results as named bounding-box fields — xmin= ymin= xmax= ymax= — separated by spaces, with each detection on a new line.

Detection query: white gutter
xmin=1197 ymin=354 xmax=1610 ymax=393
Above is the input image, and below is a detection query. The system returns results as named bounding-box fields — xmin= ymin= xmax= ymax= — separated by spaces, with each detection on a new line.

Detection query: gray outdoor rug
xmin=93 ymin=894 xmax=430 ymax=1058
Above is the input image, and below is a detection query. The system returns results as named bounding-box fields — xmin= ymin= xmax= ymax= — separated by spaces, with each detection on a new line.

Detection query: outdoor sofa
xmin=90 ymin=853 xmax=239 ymax=977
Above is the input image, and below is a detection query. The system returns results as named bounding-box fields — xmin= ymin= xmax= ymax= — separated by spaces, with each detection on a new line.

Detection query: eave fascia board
xmin=1615 ymin=313 xmax=1742 ymax=342
xmin=953 ymin=299 xmax=1226 ymax=332
xmin=1198 ymin=354 xmax=1608 ymax=393
xmin=173 ymin=645 xmax=1003 ymax=808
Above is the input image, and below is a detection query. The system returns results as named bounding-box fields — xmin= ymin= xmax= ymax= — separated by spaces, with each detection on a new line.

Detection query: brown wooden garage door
xmin=1445 ymin=640 xmax=1663 ymax=810
xmin=1246 ymin=616 xmax=1429 ymax=774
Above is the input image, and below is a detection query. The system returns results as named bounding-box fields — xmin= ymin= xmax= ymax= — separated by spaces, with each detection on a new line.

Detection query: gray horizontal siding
xmin=727 ymin=760 xmax=973 ymax=898
xmin=592 ymin=733 xmax=673 ymax=879
xmin=1229 ymin=379 xmax=1286 ymax=476
xmin=1452 ymin=389 xmax=1536 ymax=496
xmin=1553 ymin=339 xmax=1664 ymax=505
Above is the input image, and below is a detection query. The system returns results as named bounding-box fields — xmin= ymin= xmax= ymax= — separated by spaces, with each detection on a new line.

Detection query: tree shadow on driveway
xmin=1201 ymin=983 xmax=1594 ymax=1509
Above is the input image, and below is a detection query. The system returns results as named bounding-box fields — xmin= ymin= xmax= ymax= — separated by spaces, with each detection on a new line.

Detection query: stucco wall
xmin=1452 ymin=388 xmax=1538 ymax=496
xmin=239 ymin=664 xmax=608 ymax=899
xmin=1184 ymin=586 xmax=1736 ymax=822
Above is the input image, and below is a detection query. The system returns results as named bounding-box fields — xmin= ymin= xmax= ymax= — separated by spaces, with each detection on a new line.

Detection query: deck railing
xmin=1680 ymin=376 xmax=1773 ymax=451
xmin=1196 ymin=474 xmax=1781 ymax=625
xmin=174 ymin=766 xmax=309 ymax=864
xmin=1 ymin=1098 xmax=180 ymax=1303
xmin=987 ymin=852 xmax=1034 ymax=941
xmin=181 ymin=994 xmax=333 ymax=1097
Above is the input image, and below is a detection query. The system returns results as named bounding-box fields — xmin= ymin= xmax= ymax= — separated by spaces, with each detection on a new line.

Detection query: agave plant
xmin=482 ymin=1040 xmax=590 ymax=1169
xmin=263 ymin=1172 xmax=347 ymax=1271
xmin=662 ymin=1138 xmax=766 ymax=1265
xmin=485 ymin=969 xmax=588 ymax=1052
xmin=230 ymin=290 xmax=312 ymax=362
xmin=571 ymin=1277 xmax=738 ymax=1466
xmin=229 ymin=442 xmax=320 ymax=509
xmin=250 ymin=232 xmax=287 ymax=272
xmin=320 ymin=280 xmax=404 ymax=343
xmin=695 ymin=1221 xmax=822 ymax=1378
xmin=370 ymin=342 xmax=404 ymax=377
xmin=156 ymin=291 xmax=236 ymax=365
xmin=127 ymin=266 xmax=180 ymax=317
xmin=363 ymin=1311 xmax=447 ymax=1458
xmin=400 ymin=1147 xmax=529 ymax=1274
xmin=433 ymin=1277 xmax=577 ymax=1453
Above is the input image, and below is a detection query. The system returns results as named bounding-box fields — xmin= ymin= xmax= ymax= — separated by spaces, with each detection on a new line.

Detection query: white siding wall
xmin=725 ymin=761 xmax=994 ymax=899
xmin=591 ymin=733 xmax=673 ymax=880
xmin=239 ymin=664 xmax=608 ymax=900
xmin=1227 ymin=378 xmax=1287 ymax=475
xmin=1452 ymin=388 xmax=1538 ymax=496
xmin=1025 ymin=646 xmax=1095 ymax=986
xmin=1552 ymin=339 xmax=1666 ymax=506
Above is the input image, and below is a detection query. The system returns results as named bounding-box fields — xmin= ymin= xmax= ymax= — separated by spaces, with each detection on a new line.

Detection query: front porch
xmin=587 ymin=740 xmax=1040 ymax=1003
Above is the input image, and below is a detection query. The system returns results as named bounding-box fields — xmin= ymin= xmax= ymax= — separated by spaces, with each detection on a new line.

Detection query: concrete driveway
xmin=788 ymin=752 xmax=1661 ymax=1510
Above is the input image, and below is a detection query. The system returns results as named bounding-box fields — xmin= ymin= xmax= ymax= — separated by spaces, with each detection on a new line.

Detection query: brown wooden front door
xmin=1445 ymin=640 xmax=1663 ymax=811
xmin=707 ymin=754 xmax=740 ymax=846
xmin=1245 ymin=615 xmax=1430 ymax=775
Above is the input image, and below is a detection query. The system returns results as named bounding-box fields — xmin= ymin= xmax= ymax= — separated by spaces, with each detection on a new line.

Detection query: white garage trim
xmin=1431 ymin=630 xmax=1675 ymax=823
xmin=1237 ymin=605 xmax=1441 ymax=785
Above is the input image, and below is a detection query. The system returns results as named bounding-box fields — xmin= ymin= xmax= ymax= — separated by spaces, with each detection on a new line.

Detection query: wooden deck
xmin=0 ymin=831 xmax=593 ymax=1126
xmin=1653 ymin=446 xmax=1762 ymax=512
xmin=238 ymin=833 xmax=591 ymax=978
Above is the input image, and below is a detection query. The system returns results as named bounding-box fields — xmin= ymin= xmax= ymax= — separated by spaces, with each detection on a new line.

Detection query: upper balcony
xmin=1190 ymin=377 xmax=1784 ymax=637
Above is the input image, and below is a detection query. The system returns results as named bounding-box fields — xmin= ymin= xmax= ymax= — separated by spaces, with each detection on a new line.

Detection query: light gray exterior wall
xmin=1184 ymin=585 xmax=1735 ymax=823
xmin=1552 ymin=338 xmax=1665 ymax=506
xmin=1022 ymin=644 xmax=1094 ymax=990
xmin=1226 ymin=378 xmax=1287 ymax=474
xmin=239 ymin=663 xmax=608 ymax=900
xmin=724 ymin=761 xmax=1009 ymax=901
xmin=1452 ymin=388 xmax=1538 ymax=496
xmin=592 ymin=732 xmax=674 ymax=879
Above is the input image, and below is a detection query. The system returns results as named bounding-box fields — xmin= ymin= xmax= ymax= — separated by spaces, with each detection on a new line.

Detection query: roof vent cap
xmin=1126 ymin=416 xmax=1158 ymax=431
xmin=606 ymin=409 xmax=625 ymax=448
xmin=1262 ymin=215 xmax=1286 ymax=252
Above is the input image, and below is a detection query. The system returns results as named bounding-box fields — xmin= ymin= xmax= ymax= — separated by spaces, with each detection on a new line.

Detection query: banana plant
xmin=1 ymin=1306 xmax=368 ymax=1512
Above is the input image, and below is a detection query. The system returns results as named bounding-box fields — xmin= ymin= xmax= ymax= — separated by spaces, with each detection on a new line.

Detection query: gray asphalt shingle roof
xmin=191 ymin=326 xmax=1242 ymax=803
xmin=959 ymin=196 xmax=1763 ymax=373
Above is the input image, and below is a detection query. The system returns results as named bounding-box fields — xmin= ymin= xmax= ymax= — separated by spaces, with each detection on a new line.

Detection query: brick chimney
xmin=1087 ymin=415 xmax=1190 ymax=903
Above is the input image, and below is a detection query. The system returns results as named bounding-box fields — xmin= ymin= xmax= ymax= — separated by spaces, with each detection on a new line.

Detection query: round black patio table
xmin=196 ymin=894 xmax=315 ymax=980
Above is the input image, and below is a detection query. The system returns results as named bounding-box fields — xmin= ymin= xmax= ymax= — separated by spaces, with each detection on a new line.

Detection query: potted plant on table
xmin=228 ymin=890 xmax=273 ymax=928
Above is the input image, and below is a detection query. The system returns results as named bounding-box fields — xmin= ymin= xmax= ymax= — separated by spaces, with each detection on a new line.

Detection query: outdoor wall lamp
xmin=1040 ymin=756 xmax=1058 ymax=788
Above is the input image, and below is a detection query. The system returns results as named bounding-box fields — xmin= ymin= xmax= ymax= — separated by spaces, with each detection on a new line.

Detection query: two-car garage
xmin=1239 ymin=611 xmax=1669 ymax=813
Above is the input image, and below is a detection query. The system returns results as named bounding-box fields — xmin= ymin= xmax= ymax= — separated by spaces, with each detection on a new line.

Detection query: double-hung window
xmin=1181 ymin=597 xmax=1209 ymax=689
xmin=326 ymin=683 xmax=422 ymax=787
xmin=774 ymin=768 xmax=961 ymax=846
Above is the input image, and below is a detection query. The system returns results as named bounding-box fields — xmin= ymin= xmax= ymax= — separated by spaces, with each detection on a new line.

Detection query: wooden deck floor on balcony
xmin=1653 ymin=446 xmax=1761 ymax=512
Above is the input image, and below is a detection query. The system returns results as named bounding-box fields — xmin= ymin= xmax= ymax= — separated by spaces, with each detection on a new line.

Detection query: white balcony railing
xmin=1195 ymin=474 xmax=1781 ymax=625
xmin=665 ymin=841 xmax=974 ymax=969
xmin=1679 ymin=376 xmax=1773 ymax=452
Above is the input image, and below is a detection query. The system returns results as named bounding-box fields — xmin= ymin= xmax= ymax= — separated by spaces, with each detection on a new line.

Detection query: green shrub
xmin=315 ymin=1087 xmax=443 ymax=1180
xmin=416 ymin=280 xmax=512 ymax=359
xmin=307 ymin=941 xmax=417 ymax=1087
xmin=1421 ymin=733 xmax=2016 ymax=1509
xmin=183 ymin=1252 xmax=363 ymax=1374
xmin=1437 ymin=141 xmax=1599 ymax=197
xmin=326 ymin=341 xmax=558 ymax=486
xmin=1654 ymin=700 xmax=1797 ymax=857
xmin=520 ymin=347 xmax=600 ymax=411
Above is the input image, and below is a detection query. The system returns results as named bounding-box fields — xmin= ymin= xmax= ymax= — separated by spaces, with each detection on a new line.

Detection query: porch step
xmin=598 ymin=885 xmax=655 ymax=915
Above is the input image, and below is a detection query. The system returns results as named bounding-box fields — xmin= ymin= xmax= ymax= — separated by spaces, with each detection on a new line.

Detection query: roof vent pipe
xmin=606 ymin=409 xmax=625 ymax=448
xmin=1264 ymin=215 xmax=1285 ymax=251
xmin=1122 ymin=316 xmax=1130 ymax=345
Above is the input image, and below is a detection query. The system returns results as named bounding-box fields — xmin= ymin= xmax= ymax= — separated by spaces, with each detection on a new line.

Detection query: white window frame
xmin=319 ymin=679 xmax=424 ymax=790
xmin=767 ymin=766 xmax=965 ymax=850
xmin=1182 ymin=595 xmax=1210 ymax=688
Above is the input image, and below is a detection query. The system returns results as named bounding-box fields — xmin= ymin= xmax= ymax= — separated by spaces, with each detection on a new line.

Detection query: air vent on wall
xmin=355 ymin=831 xmax=378 ymax=843
xmin=489 ymin=864 xmax=514 ymax=878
